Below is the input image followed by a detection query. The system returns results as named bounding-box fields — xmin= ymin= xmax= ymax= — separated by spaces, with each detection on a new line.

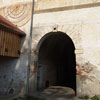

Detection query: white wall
xmin=0 ymin=0 xmax=100 ymax=97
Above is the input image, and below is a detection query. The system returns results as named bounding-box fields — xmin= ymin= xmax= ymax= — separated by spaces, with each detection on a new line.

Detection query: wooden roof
xmin=0 ymin=15 xmax=26 ymax=36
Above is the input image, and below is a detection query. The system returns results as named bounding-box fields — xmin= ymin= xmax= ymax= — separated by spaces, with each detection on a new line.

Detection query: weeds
xmin=79 ymin=95 xmax=89 ymax=99
xmin=12 ymin=96 xmax=38 ymax=100
xmin=79 ymin=95 xmax=100 ymax=100
xmin=91 ymin=95 xmax=100 ymax=100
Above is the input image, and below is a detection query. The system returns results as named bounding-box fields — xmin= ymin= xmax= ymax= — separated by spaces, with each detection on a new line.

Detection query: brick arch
xmin=32 ymin=24 xmax=82 ymax=73
xmin=32 ymin=28 xmax=75 ymax=62
xmin=31 ymin=25 xmax=82 ymax=93
xmin=32 ymin=25 xmax=79 ymax=72
xmin=32 ymin=30 xmax=76 ymax=92
xmin=32 ymin=24 xmax=81 ymax=52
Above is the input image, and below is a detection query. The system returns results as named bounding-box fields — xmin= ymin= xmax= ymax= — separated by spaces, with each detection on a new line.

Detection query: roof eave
xmin=0 ymin=23 xmax=26 ymax=36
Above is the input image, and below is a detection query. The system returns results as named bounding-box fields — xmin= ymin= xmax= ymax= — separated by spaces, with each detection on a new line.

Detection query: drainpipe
xmin=27 ymin=0 xmax=34 ymax=97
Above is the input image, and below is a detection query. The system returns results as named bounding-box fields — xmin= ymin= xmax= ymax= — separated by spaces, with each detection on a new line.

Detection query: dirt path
xmin=34 ymin=86 xmax=79 ymax=100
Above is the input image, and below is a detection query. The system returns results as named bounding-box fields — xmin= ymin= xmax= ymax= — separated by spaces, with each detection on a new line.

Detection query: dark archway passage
xmin=37 ymin=31 xmax=76 ymax=92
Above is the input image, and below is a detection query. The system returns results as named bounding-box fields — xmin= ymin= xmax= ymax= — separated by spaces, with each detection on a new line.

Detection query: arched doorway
xmin=36 ymin=31 xmax=76 ymax=92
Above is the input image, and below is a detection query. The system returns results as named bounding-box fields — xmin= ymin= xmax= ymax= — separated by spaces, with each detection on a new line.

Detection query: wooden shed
xmin=0 ymin=15 xmax=26 ymax=57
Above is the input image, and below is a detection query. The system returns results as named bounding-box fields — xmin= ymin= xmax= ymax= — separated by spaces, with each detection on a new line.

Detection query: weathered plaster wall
xmin=31 ymin=5 xmax=100 ymax=96
xmin=0 ymin=0 xmax=100 ymax=98
xmin=0 ymin=0 xmax=32 ymax=98
xmin=77 ymin=23 xmax=100 ymax=96
xmin=35 ymin=0 xmax=100 ymax=10
xmin=0 ymin=0 xmax=32 ymax=8
xmin=0 ymin=56 xmax=27 ymax=96
xmin=0 ymin=36 xmax=29 ymax=99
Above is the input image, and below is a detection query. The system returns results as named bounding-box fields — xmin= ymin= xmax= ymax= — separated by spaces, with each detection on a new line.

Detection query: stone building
xmin=0 ymin=0 xmax=100 ymax=98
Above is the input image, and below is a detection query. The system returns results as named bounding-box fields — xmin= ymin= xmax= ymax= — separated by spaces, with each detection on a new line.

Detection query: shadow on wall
xmin=0 ymin=37 xmax=27 ymax=98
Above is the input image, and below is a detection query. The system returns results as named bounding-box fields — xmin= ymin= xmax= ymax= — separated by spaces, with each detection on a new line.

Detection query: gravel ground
xmin=0 ymin=86 xmax=90 ymax=100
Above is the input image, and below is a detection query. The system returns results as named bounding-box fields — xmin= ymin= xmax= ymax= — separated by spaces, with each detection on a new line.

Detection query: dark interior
xmin=38 ymin=31 xmax=76 ymax=92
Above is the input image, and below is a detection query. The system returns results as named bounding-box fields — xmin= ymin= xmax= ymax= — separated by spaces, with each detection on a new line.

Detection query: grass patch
xmin=12 ymin=96 xmax=38 ymax=100
xmin=79 ymin=95 xmax=89 ymax=99
xmin=91 ymin=95 xmax=100 ymax=100
xmin=12 ymin=98 xmax=18 ymax=100
xmin=79 ymin=95 xmax=100 ymax=100
xmin=84 ymin=96 xmax=89 ymax=99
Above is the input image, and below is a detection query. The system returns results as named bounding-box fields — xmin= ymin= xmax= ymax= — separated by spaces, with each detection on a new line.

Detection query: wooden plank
xmin=5 ymin=31 xmax=8 ymax=56
xmin=0 ymin=30 xmax=2 ymax=55
xmin=14 ymin=34 xmax=17 ymax=57
xmin=16 ymin=35 xmax=18 ymax=57
xmin=17 ymin=36 xmax=19 ymax=56
xmin=0 ymin=33 xmax=1 ymax=55
xmin=0 ymin=29 xmax=21 ymax=57
xmin=12 ymin=33 xmax=15 ymax=57
xmin=12 ymin=33 xmax=14 ymax=57
xmin=1 ymin=29 xmax=4 ymax=56
xmin=7 ymin=30 xmax=9 ymax=57
xmin=0 ymin=29 xmax=3 ymax=55
xmin=4 ymin=31 xmax=7 ymax=56
xmin=4 ymin=30 xmax=8 ymax=56
xmin=18 ymin=36 xmax=21 ymax=57
xmin=7 ymin=31 xmax=11 ymax=57
xmin=10 ymin=32 xmax=13 ymax=57
xmin=4 ymin=30 xmax=9 ymax=56
xmin=10 ymin=32 xmax=12 ymax=57
xmin=16 ymin=35 xmax=20 ymax=57
xmin=15 ymin=35 xmax=18 ymax=57
xmin=1 ymin=30 xmax=4 ymax=56
xmin=3 ymin=30 xmax=6 ymax=56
